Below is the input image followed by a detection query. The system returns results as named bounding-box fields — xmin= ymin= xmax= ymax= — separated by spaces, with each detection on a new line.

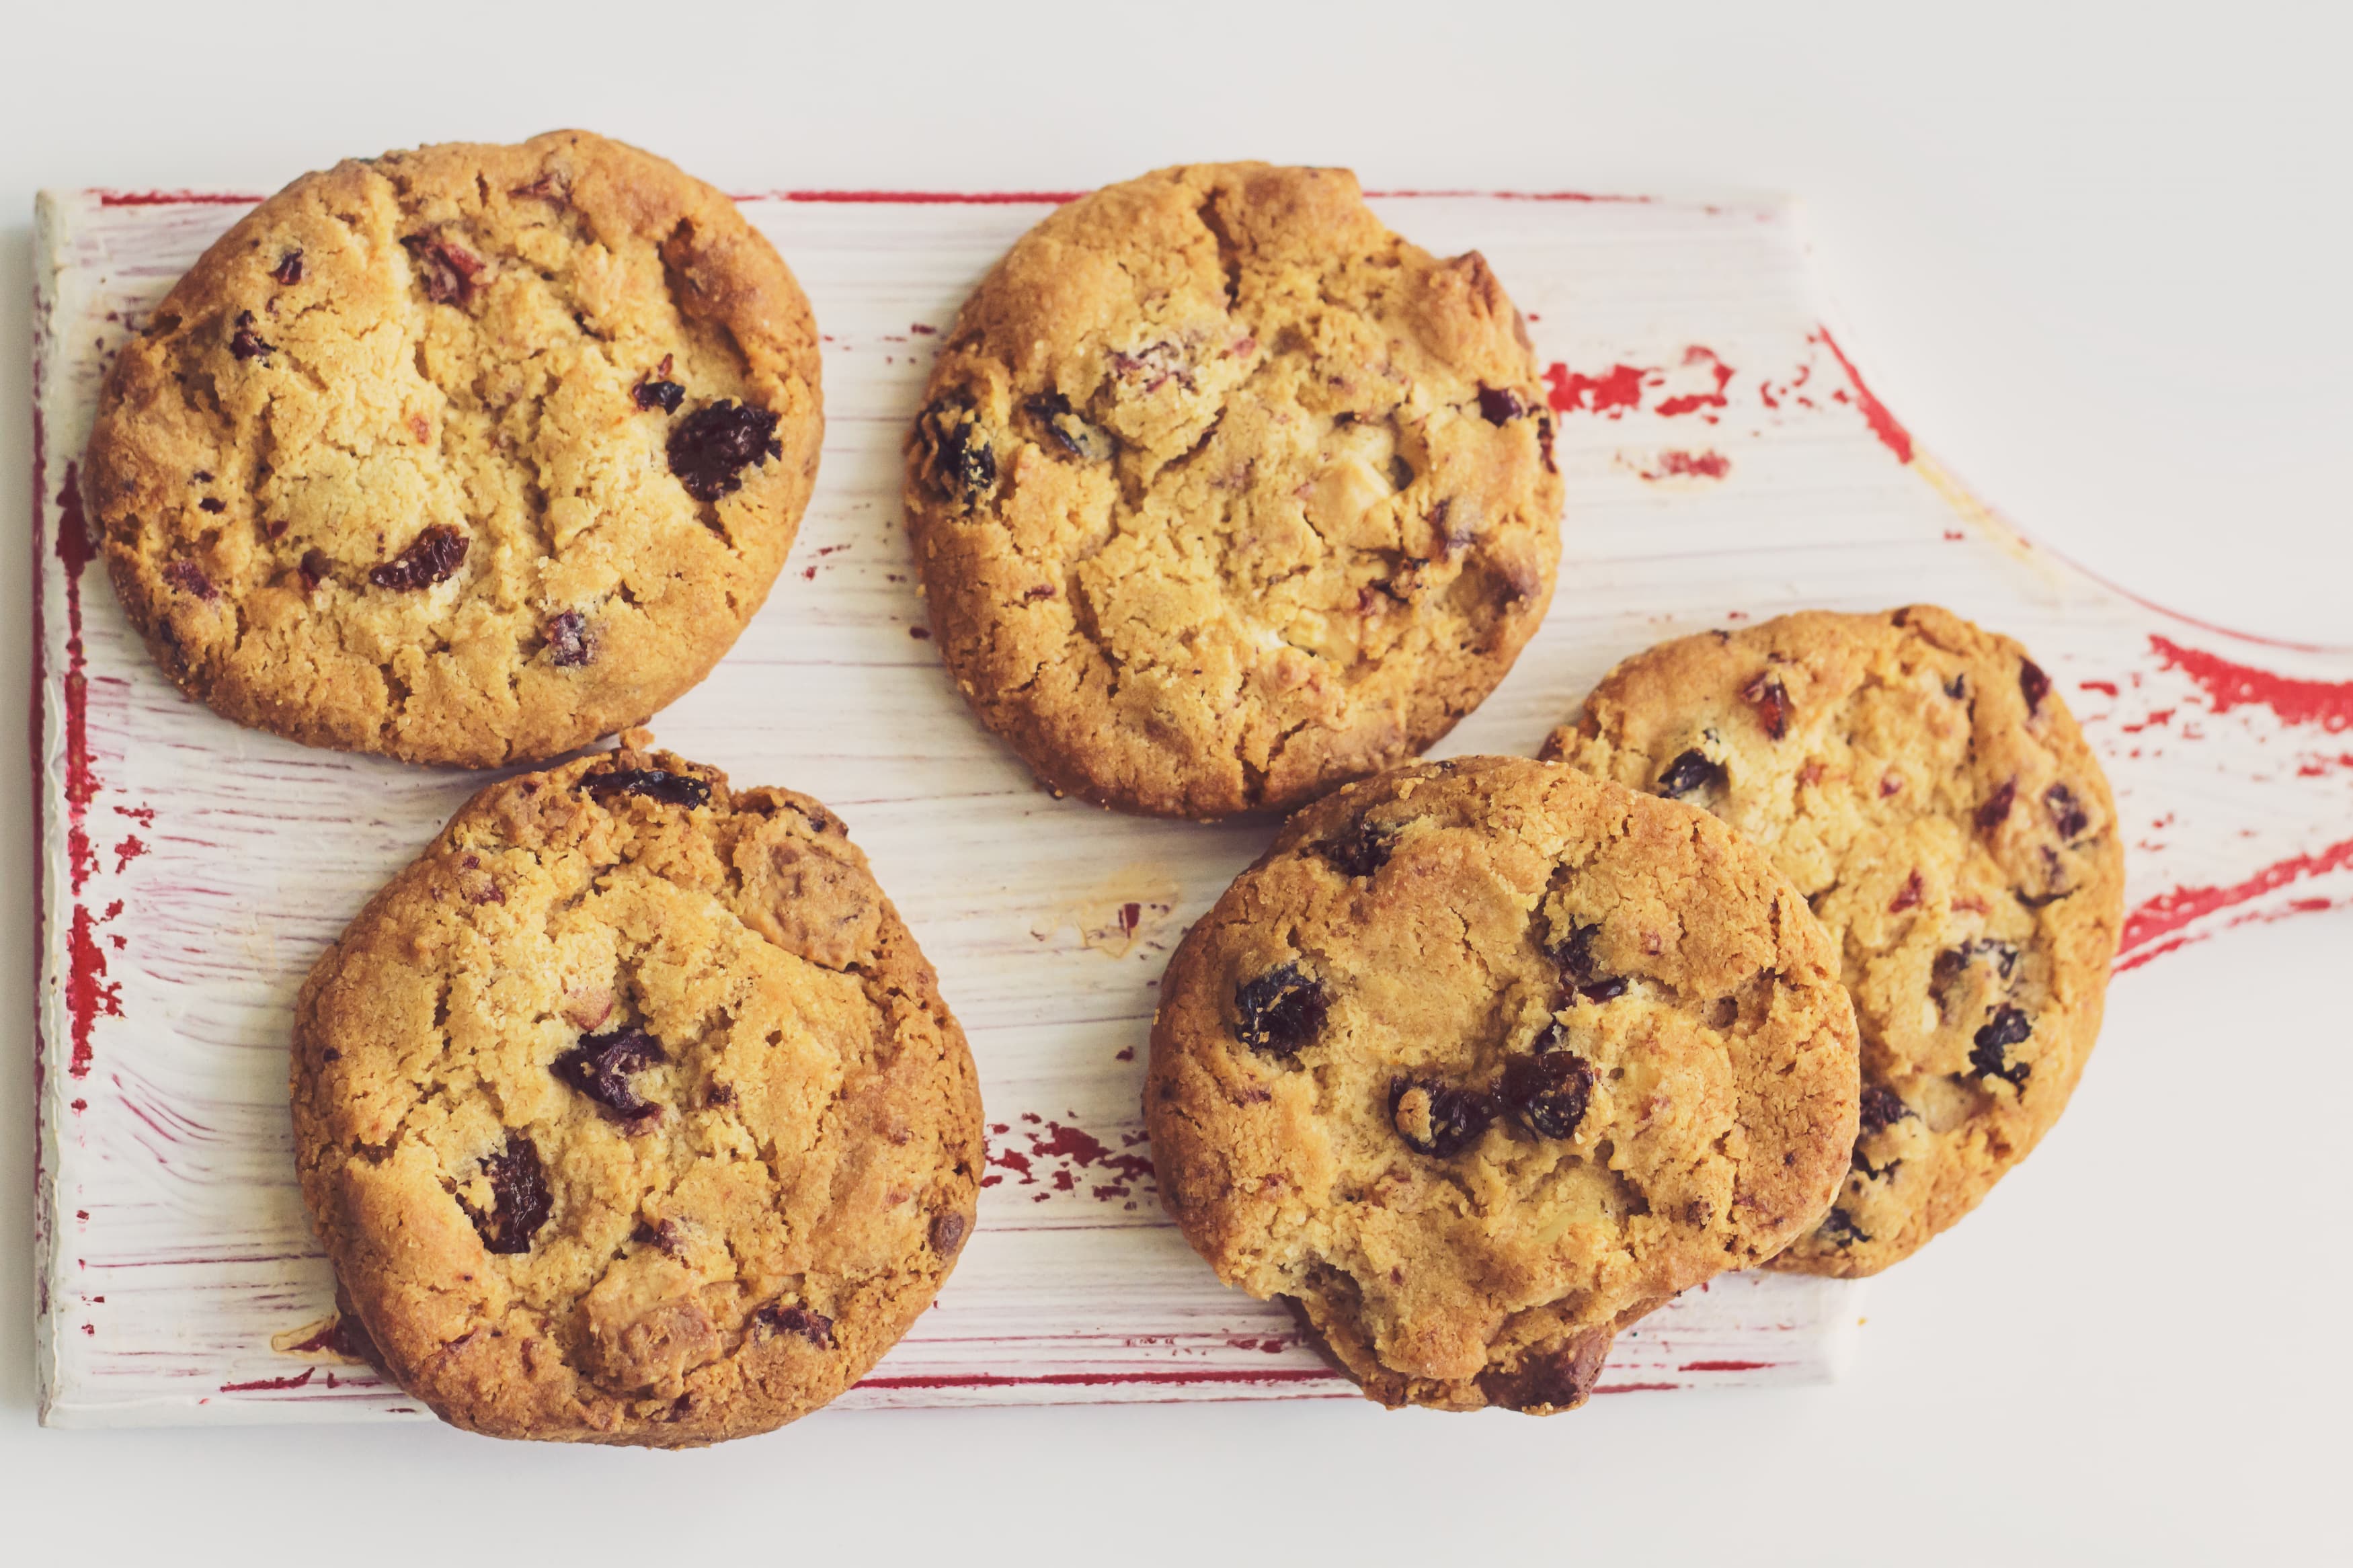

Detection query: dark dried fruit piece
xmin=1550 ymin=922 xmax=1630 ymax=1003
xmin=668 ymin=400 xmax=783 ymax=501
xmin=1023 ymin=392 xmax=1113 ymax=462
xmin=1477 ymin=1328 xmax=1613 ymax=1413
xmin=1501 ymin=1044 xmax=1596 ymax=1139
xmin=467 ymin=1134 xmax=553 ymax=1253
xmin=1657 ymin=747 xmax=1725 ymax=798
xmin=1945 ymin=673 xmax=1968 ymax=700
xmin=298 ymin=549 xmax=331 ymax=591
xmin=1233 ymin=964 xmax=1327 ymax=1059
xmin=1388 ymin=1077 xmax=1499 ymax=1157
xmin=163 ymin=561 xmax=216 ymax=600
xmin=1320 ymin=819 xmax=1398 ymax=879
xmin=2044 ymin=782 xmax=2089 ymax=839
xmin=1975 ymin=778 xmax=2017 ymax=834
xmin=1969 ymin=1006 xmax=2033 ymax=1087
xmin=551 ymin=1025 xmax=668 ymax=1124
xmin=923 ymin=400 xmax=996 ymax=503
xmin=1477 ymin=384 xmax=1526 ymax=424
xmin=401 ymin=233 xmax=485 ymax=306
xmin=1931 ymin=940 xmax=2021 ymax=1023
xmin=1817 ymin=1206 xmax=1870 ymax=1246
xmin=545 ymin=610 xmax=592 ymax=668
xmin=368 ymin=526 xmax=469 ymax=591
xmin=271 ymin=251 xmax=304 ymax=286
xmin=929 ymin=1210 xmax=968 ymax=1256
xmin=1741 ymin=671 xmax=1791 ymax=739
xmin=752 ymin=1303 xmax=834 ymax=1348
xmin=228 ymin=310 xmax=274 ymax=361
xmin=1888 ymin=870 xmax=1924 ymax=913
xmin=633 ymin=354 xmax=685 ymax=413
xmin=1858 ymin=1084 xmax=1913 ymax=1136
xmin=582 ymin=768 xmax=713 ymax=809
xmin=2020 ymin=659 xmax=2050 ymax=714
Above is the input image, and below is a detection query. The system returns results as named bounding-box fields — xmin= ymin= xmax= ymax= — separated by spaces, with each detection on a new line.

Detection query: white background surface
xmin=2 ymin=2 xmax=2344 ymax=1561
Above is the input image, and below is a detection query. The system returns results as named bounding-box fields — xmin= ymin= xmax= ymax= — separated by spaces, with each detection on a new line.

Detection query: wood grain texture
xmin=32 ymin=188 xmax=2351 ymax=1428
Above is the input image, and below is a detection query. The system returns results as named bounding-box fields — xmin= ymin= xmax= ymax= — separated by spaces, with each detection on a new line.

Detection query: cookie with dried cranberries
xmin=292 ymin=743 xmax=982 ymax=1445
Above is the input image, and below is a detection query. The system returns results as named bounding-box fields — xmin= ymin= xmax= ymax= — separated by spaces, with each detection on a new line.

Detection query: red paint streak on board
xmin=1811 ymin=328 xmax=1914 ymax=463
xmin=2078 ymin=680 xmax=2120 ymax=698
xmin=1652 ymin=346 xmax=1734 ymax=417
xmin=220 ymin=1368 xmax=315 ymax=1392
xmin=986 ymin=1116 xmax=1156 ymax=1198
xmin=1638 ymin=450 xmax=1731 ymax=481
xmin=855 ymin=1368 xmax=1337 ymax=1391
xmin=1544 ymin=362 xmax=1649 ymax=416
xmin=55 ymin=465 xmax=99 ymax=895
xmin=1361 ymin=188 xmax=1653 ymax=204
xmin=64 ymin=905 xmax=121 ymax=1079
xmin=1593 ymin=1383 xmax=1681 ymax=1394
xmin=768 ymin=189 xmax=1086 ymax=206
xmin=2149 ymin=635 xmax=2353 ymax=733
xmin=1678 ymin=1359 xmax=1772 ymax=1372
xmin=112 ymin=835 xmax=146 ymax=874
xmin=2118 ymin=835 xmax=2353 ymax=971
xmin=98 ymin=190 xmax=264 ymax=206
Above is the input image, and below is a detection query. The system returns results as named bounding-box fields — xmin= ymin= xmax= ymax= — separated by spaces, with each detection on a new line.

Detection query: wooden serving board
xmin=30 ymin=187 xmax=2352 ymax=1428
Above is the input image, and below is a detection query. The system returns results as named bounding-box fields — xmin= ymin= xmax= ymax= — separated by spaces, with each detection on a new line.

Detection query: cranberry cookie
xmin=85 ymin=131 xmax=822 ymax=767
xmin=1145 ymin=757 xmax=1859 ymax=1411
xmin=1543 ymin=607 xmax=2123 ymax=1276
xmin=292 ymin=743 xmax=982 ymax=1444
xmin=905 ymin=164 xmax=1562 ymax=821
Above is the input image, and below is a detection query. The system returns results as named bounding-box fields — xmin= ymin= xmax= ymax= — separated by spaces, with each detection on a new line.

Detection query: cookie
xmin=85 ymin=130 xmax=823 ymax=768
xmin=904 ymin=163 xmax=1562 ymax=821
xmin=1145 ymin=757 xmax=1859 ymax=1411
xmin=1542 ymin=606 xmax=2123 ymax=1276
xmin=291 ymin=741 xmax=982 ymax=1445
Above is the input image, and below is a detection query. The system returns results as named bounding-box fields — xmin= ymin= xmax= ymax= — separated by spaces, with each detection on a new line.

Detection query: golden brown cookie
xmin=1542 ymin=607 xmax=2124 ymax=1276
xmin=291 ymin=743 xmax=982 ymax=1445
xmin=905 ymin=163 xmax=1562 ymax=821
xmin=85 ymin=131 xmax=823 ymax=767
xmin=1145 ymin=757 xmax=1859 ymax=1412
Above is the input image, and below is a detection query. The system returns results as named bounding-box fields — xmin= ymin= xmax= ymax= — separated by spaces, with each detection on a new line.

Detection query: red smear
xmin=1544 ymin=362 xmax=1649 ymax=417
xmin=55 ymin=464 xmax=99 ymax=895
xmin=1638 ymin=450 xmax=1731 ymax=481
xmin=768 ymin=190 xmax=1085 ymax=206
xmin=1812 ymin=329 xmax=1914 ymax=463
xmin=2078 ymin=680 xmax=2120 ymax=698
xmin=99 ymin=190 xmax=264 ymax=206
xmin=65 ymin=905 xmax=122 ymax=1077
xmin=1653 ymin=346 xmax=1734 ymax=417
xmin=220 ymin=1369 xmax=315 ymax=1392
xmin=799 ymin=566 xmax=817 ymax=581
xmin=1032 ymin=1120 xmax=1156 ymax=1185
xmin=2118 ymin=835 xmax=2353 ymax=971
xmin=1679 ymin=1359 xmax=1771 ymax=1372
xmin=1593 ymin=1383 xmax=1680 ymax=1394
xmin=112 ymin=835 xmax=146 ymax=874
xmin=114 ymin=804 xmax=155 ymax=825
xmin=856 ymin=1368 xmax=1334 ymax=1391
xmin=2120 ymin=708 xmax=2176 ymax=735
xmin=2295 ymin=754 xmax=2353 ymax=779
xmin=2149 ymin=635 xmax=2353 ymax=733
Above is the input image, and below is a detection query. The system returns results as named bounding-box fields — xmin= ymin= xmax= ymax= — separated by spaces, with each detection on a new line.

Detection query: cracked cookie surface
xmin=904 ymin=164 xmax=1562 ymax=820
xmin=1145 ymin=757 xmax=1858 ymax=1411
xmin=1543 ymin=606 xmax=2123 ymax=1276
xmin=292 ymin=744 xmax=983 ymax=1445
xmin=85 ymin=130 xmax=822 ymax=767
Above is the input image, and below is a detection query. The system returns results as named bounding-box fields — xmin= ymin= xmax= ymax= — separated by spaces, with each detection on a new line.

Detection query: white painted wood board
xmin=32 ymin=186 xmax=2352 ymax=1427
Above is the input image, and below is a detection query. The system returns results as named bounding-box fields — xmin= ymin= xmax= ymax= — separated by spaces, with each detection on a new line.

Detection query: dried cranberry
xmin=1550 ymin=923 xmax=1629 ymax=1002
xmin=2020 ymin=659 xmax=2050 ymax=714
xmin=467 ymin=1135 xmax=552 ymax=1253
xmin=1657 ymin=748 xmax=1724 ymax=798
xmin=298 ymin=549 xmax=331 ymax=591
xmin=368 ymin=526 xmax=469 ymax=591
xmin=1232 ymin=964 xmax=1327 ymax=1059
xmin=1975 ymin=778 xmax=2017 ymax=834
xmin=552 ymin=1025 xmax=667 ymax=1124
xmin=633 ymin=354 xmax=685 ymax=413
xmin=668 ymin=400 xmax=783 ymax=501
xmin=1969 ymin=1006 xmax=2033 ymax=1087
xmin=752 ymin=1303 xmax=834 ymax=1348
xmin=1388 ymin=1077 xmax=1498 ymax=1157
xmin=1024 ymin=393 xmax=1112 ymax=462
xmin=1945 ymin=673 xmax=1968 ymax=700
xmin=1501 ymin=1043 xmax=1595 ymax=1139
xmin=2044 ymin=782 xmax=2088 ymax=840
xmin=1741 ymin=671 xmax=1791 ymax=740
xmin=1477 ymin=384 xmax=1526 ymax=424
xmin=1536 ymin=412 xmax=1558 ymax=474
xmin=1858 ymin=1085 xmax=1913 ymax=1136
xmin=228 ymin=311 xmax=274 ymax=361
xmin=582 ymin=768 xmax=713 ymax=809
xmin=1320 ymin=819 xmax=1398 ymax=879
xmin=924 ymin=400 xmax=996 ymax=503
xmin=198 ymin=497 xmax=225 ymax=514
xmin=929 ymin=1210 xmax=969 ymax=1255
xmin=163 ymin=561 xmax=216 ymax=600
xmin=545 ymin=610 xmax=592 ymax=668
xmin=1888 ymin=871 xmax=1923 ymax=913
xmin=401 ymin=234 xmax=485 ymax=306
xmin=1817 ymin=1206 xmax=1870 ymax=1246
xmin=271 ymin=251 xmax=304 ymax=286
